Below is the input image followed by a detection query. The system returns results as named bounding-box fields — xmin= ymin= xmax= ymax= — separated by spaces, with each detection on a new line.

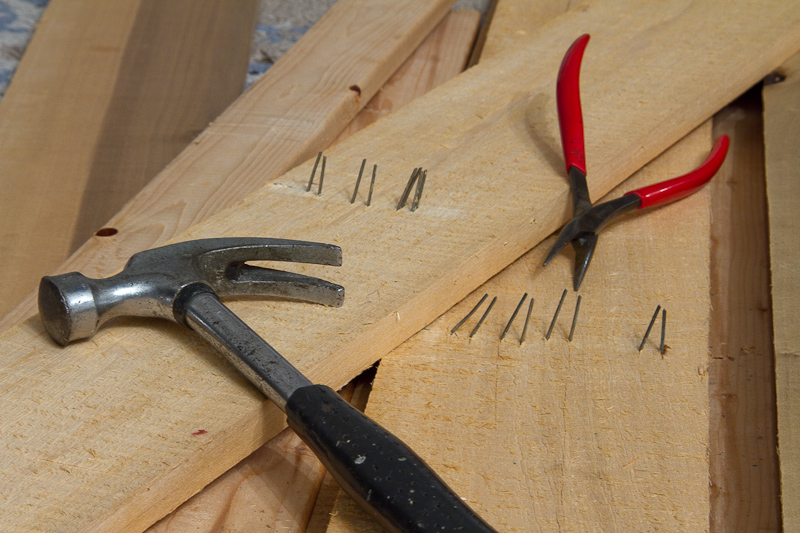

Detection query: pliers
xmin=543 ymin=34 xmax=730 ymax=291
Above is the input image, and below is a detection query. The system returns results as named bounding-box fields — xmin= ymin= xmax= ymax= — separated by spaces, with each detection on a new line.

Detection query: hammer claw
xmin=218 ymin=265 xmax=344 ymax=307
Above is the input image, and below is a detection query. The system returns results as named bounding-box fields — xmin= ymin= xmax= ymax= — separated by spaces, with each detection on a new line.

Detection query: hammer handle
xmin=286 ymin=384 xmax=496 ymax=533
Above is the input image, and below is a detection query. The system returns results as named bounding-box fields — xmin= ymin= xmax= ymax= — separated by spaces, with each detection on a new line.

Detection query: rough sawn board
xmin=764 ymin=51 xmax=800 ymax=532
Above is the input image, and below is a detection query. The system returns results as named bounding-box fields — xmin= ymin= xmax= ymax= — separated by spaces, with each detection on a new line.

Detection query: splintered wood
xmin=324 ymin=124 xmax=713 ymax=533
xmin=1 ymin=1 xmax=799 ymax=530
xmin=764 ymin=51 xmax=800 ymax=532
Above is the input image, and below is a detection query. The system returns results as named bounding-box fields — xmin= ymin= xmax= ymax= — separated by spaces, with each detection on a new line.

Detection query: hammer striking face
xmin=37 ymin=237 xmax=496 ymax=532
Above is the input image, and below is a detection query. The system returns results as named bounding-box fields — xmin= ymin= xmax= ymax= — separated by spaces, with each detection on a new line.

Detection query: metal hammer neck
xmin=183 ymin=292 xmax=312 ymax=410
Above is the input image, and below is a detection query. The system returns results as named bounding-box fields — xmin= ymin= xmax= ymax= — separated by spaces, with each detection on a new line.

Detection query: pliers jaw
xmin=543 ymin=193 xmax=641 ymax=290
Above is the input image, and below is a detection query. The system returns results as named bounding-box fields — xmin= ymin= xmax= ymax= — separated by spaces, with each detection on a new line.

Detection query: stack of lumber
xmin=0 ymin=0 xmax=797 ymax=531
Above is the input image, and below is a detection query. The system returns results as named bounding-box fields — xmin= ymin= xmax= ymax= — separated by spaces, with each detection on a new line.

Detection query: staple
xmin=500 ymin=293 xmax=528 ymax=340
xmin=350 ymin=159 xmax=367 ymax=204
xmin=317 ymin=155 xmax=327 ymax=196
xmin=410 ymin=170 xmax=427 ymax=212
xmin=568 ymin=294 xmax=582 ymax=342
xmin=450 ymin=293 xmax=488 ymax=335
xmin=367 ymin=164 xmax=377 ymax=206
xmin=396 ymin=167 xmax=420 ymax=210
xmin=469 ymin=296 xmax=497 ymax=338
xmin=638 ymin=305 xmax=662 ymax=351
xmin=545 ymin=289 xmax=567 ymax=340
xmin=307 ymin=151 xmax=322 ymax=192
xmin=519 ymin=298 xmax=535 ymax=345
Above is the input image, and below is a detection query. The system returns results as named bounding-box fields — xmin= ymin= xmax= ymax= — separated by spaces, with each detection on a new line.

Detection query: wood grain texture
xmin=0 ymin=0 xmax=456 ymax=329
xmin=1 ymin=1 xmax=798 ymax=531
xmin=146 ymin=379 xmax=359 ymax=533
xmin=145 ymin=11 xmax=480 ymax=531
xmin=763 ymin=51 xmax=800 ymax=532
xmin=0 ymin=0 xmax=258 ymax=317
xmin=326 ymin=125 xmax=714 ymax=531
xmin=708 ymin=89 xmax=780 ymax=532
xmin=479 ymin=0 xmax=571 ymax=60
xmin=331 ymin=10 xmax=480 ymax=144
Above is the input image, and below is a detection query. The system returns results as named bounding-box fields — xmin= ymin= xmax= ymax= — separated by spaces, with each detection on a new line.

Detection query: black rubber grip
xmin=285 ymin=384 xmax=496 ymax=532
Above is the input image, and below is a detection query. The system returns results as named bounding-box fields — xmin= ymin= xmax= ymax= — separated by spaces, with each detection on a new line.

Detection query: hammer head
xmin=39 ymin=238 xmax=344 ymax=346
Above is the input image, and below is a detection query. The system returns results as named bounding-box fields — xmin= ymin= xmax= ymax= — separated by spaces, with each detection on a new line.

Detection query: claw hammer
xmin=38 ymin=238 xmax=495 ymax=533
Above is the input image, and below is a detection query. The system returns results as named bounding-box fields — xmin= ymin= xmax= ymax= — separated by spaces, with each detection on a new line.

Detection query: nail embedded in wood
xmin=307 ymin=151 xmax=322 ymax=192
xmin=568 ymin=294 xmax=582 ymax=342
xmin=450 ymin=293 xmax=488 ymax=335
xmin=367 ymin=164 xmax=377 ymax=206
xmin=317 ymin=155 xmax=327 ymax=196
xmin=638 ymin=304 xmax=662 ymax=351
xmin=396 ymin=167 xmax=420 ymax=210
xmin=470 ymin=296 xmax=497 ymax=338
xmin=545 ymin=289 xmax=568 ymax=340
xmin=410 ymin=170 xmax=427 ymax=212
xmin=350 ymin=159 xmax=367 ymax=204
xmin=519 ymin=298 xmax=535 ymax=345
xmin=660 ymin=308 xmax=667 ymax=355
xmin=500 ymin=293 xmax=528 ymax=340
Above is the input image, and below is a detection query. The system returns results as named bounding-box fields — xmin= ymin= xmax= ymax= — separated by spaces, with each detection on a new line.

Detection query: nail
xmin=568 ymin=295 xmax=581 ymax=342
xmin=307 ymin=151 xmax=322 ymax=191
xmin=396 ymin=167 xmax=420 ymax=210
xmin=520 ymin=298 xmax=534 ymax=345
xmin=660 ymin=308 xmax=667 ymax=355
xmin=410 ymin=170 xmax=427 ymax=212
xmin=545 ymin=289 xmax=567 ymax=340
xmin=638 ymin=305 xmax=662 ymax=351
xmin=500 ymin=293 xmax=528 ymax=340
xmin=317 ymin=155 xmax=327 ymax=195
xmin=367 ymin=164 xmax=377 ymax=206
xmin=450 ymin=294 xmax=488 ymax=334
xmin=350 ymin=159 xmax=366 ymax=204
xmin=470 ymin=296 xmax=497 ymax=338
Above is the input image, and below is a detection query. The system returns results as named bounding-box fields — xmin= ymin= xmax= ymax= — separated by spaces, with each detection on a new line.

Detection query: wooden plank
xmin=708 ymin=89 xmax=780 ymax=532
xmin=763 ymin=51 xmax=800 ymax=532
xmin=479 ymin=0 xmax=570 ymax=60
xmin=0 ymin=0 xmax=258 ymax=317
xmin=330 ymin=10 xmax=480 ymax=144
xmin=0 ymin=0 xmax=457 ymax=329
xmin=145 ymin=10 xmax=481 ymax=531
xmin=324 ymin=124 xmax=714 ymax=531
xmin=1 ymin=2 xmax=798 ymax=531
xmin=146 ymin=377 xmax=361 ymax=533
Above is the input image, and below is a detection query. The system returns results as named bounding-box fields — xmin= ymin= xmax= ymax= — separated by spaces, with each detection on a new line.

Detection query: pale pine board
xmin=147 ymin=379 xmax=359 ymax=533
xmin=480 ymin=0 xmax=570 ymax=60
xmin=0 ymin=0 xmax=456 ymax=329
xmin=763 ymin=51 xmax=800 ymax=532
xmin=0 ymin=0 xmax=258 ymax=317
xmin=145 ymin=10 xmax=481 ymax=531
xmin=325 ymin=124 xmax=713 ymax=532
xmin=1 ymin=1 xmax=799 ymax=531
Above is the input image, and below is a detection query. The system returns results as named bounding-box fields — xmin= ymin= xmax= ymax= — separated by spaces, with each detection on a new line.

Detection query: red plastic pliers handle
xmin=546 ymin=33 xmax=730 ymax=290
